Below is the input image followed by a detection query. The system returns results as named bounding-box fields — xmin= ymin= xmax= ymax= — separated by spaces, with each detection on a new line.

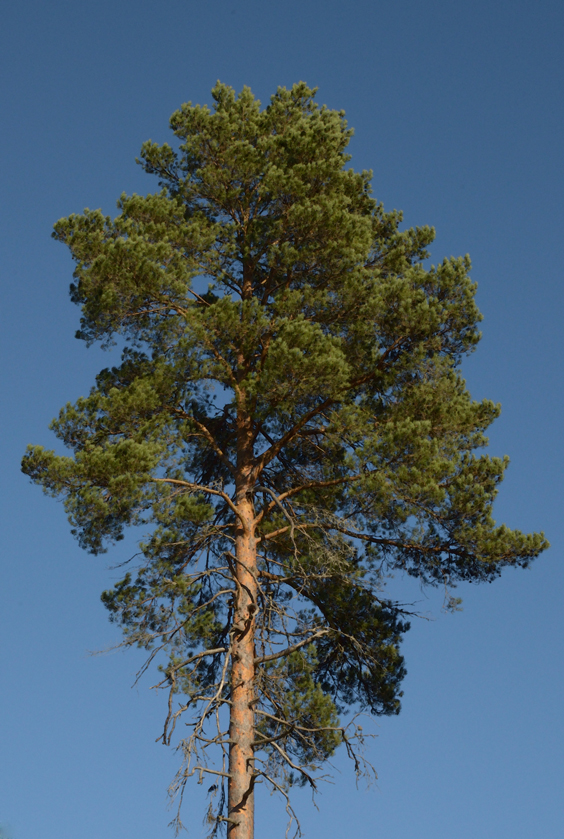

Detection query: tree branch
xmin=254 ymin=629 xmax=330 ymax=665
xmin=152 ymin=478 xmax=243 ymax=522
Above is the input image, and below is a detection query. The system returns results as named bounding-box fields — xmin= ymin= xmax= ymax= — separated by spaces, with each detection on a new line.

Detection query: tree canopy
xmin=22 ymin=82 xmax=547 ymax=839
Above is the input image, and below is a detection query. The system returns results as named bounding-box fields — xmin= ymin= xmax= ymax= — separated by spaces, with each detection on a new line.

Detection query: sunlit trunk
xmin=227 ymin=482 xmax=257 ymax=838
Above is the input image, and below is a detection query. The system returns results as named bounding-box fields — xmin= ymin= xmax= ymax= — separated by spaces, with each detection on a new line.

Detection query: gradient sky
xmin=1 ymin=1 xmax=563 ymax=837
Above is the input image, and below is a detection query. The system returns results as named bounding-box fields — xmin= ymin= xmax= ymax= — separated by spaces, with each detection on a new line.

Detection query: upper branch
xmin=172 ymin=407 xmax=236 ymax=477
xmin=254 ymin=629 xmax=331 ymax=665
xmin=152 ymin=478 xmax=243 ymax=523
xmin=253 ymin=398 xmax=335 ymax=476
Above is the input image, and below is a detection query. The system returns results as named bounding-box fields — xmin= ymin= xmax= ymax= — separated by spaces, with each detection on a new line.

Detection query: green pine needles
xmin=22 ymin=82 xmax=547 ymax=839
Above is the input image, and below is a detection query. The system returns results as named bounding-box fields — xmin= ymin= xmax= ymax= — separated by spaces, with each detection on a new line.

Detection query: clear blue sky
xmin=1 ymin=1 xmax=563 ymax=837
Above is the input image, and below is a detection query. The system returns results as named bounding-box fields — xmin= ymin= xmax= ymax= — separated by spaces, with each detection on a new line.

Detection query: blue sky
xmin=1 ymin=1 xmax=563 ymax=837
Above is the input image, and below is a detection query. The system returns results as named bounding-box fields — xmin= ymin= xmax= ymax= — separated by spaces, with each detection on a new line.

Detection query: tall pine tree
xmin=23 ymin=83 xmax=547 ymax=839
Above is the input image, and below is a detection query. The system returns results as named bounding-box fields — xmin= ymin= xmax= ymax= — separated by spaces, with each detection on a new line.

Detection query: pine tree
xmin=22 ymin=82 xmax=547 ymax=839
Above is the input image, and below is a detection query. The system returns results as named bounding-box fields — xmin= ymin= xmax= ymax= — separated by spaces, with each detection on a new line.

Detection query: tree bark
xmin=228 ymin=485 xmax=257 ymax=838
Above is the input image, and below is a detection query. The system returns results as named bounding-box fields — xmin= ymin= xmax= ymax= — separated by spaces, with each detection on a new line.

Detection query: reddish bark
xmin=228 ymin=389 xmax=258 ymax=839
xmin=227 ymin=494 xmax=257 ymax=839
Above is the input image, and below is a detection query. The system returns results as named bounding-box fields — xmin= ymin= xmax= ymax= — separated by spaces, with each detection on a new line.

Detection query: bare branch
xmin=152 ymin=477 xmax=243 ymax=522
xmin=254 ymin=629 xmax=330 ymax=665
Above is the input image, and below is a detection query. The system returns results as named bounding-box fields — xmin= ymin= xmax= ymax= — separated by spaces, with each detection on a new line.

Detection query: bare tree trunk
xmin=228 ymin=488 xmax=257 ymax=839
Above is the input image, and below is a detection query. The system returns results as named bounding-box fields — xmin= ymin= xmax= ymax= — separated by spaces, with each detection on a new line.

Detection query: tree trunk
xmin=228 ymin=490 xmax=257 ymax=839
